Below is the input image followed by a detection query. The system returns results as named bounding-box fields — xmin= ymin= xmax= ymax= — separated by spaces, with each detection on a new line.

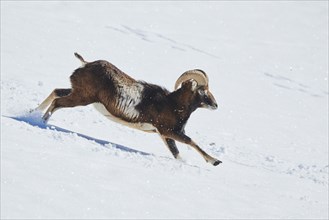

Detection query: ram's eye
xmin=198 ymin=90 xmax=205 ymax=96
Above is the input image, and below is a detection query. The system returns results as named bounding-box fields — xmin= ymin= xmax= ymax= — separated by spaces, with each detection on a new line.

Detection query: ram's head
xmin=175 ymin=69 xmax=218 ymax=110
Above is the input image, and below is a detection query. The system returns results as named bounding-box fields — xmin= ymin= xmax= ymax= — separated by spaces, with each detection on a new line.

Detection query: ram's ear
xmin=191 ymin=80 xmax=198 ymax=91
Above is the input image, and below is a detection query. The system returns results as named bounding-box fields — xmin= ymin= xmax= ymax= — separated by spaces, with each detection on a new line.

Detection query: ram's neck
xmin=169 ymin=89 xmax=198 ymax=120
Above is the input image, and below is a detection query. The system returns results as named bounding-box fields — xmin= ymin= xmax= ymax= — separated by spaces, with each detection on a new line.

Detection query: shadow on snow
xmin=4 ymin=114 xmax=151 ymax=156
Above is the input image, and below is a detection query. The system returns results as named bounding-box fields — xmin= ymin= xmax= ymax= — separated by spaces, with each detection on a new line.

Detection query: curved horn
xmin=174 ymin=69 xmax=209 ymax=90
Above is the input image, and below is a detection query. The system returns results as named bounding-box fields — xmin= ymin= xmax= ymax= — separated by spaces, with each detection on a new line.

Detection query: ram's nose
xmin=211 ymin=102 xmax=218 ymax=110
xmin=214 ymin=103 xmax=218 ymax=109
xmin=206 ymin=90 xmax=218 ymax=110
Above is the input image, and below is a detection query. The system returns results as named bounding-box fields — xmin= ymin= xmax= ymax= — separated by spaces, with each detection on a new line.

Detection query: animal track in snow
xmin=264 ymin=72 xmax=328 ymax=98
xmin=106 ymin=24 xmax=220 ymax=59
xmin=209 ymin=142 xmax=328 ymax=185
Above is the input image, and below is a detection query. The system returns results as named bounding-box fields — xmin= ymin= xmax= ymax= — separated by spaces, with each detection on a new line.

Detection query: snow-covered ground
xmin=1 ymin=1 xmax=328 ymax=219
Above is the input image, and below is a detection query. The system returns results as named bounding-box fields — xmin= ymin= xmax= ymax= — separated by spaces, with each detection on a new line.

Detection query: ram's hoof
xmin=213 ymin=160 xmax=222 ymax=166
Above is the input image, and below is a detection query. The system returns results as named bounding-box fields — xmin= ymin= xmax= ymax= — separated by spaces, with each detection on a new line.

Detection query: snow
xmin=1 ymin=1 xmax=328 ymax=219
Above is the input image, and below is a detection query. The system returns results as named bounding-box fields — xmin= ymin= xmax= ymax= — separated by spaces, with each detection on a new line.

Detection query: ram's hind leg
xmin=42 ymin=90 xmax=94 ymax=122
xmin=36 ymin=89 xmax=72 ymax=112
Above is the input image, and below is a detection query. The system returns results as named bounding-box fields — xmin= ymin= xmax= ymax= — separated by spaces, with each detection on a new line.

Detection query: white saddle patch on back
xmin=93 ymin=103 xmax=157 ymax=132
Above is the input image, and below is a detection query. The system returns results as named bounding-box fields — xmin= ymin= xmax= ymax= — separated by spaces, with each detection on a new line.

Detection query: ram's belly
xmin=92 ymin=103 xmax=157 ymax=133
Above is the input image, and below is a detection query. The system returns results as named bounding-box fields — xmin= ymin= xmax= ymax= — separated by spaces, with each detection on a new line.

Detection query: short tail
xmin=74 ymin=52 xmax=88 ymax=66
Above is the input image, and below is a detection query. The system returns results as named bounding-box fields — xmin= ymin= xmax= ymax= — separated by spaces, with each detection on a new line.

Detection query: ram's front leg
xmin=167 ymin=132 xmax=221 ymax=166
xmin=159 ymin=136 xmax=181 ymax=160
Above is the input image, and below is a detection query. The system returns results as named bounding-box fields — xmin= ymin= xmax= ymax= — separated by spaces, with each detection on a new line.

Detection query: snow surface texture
xmin=1 ymin=1 xmax=328 ymax=219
